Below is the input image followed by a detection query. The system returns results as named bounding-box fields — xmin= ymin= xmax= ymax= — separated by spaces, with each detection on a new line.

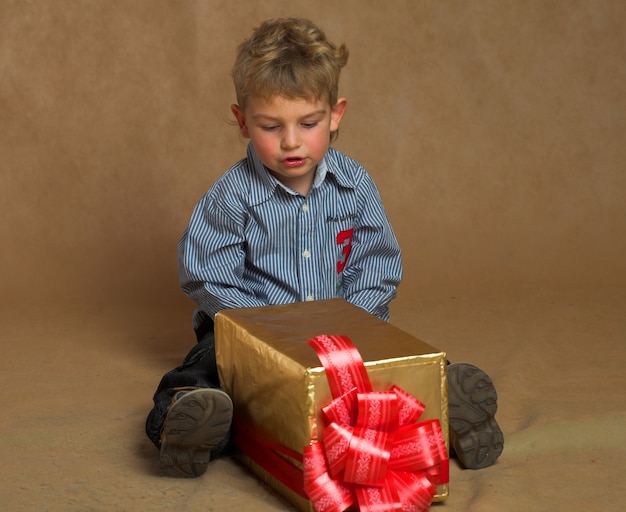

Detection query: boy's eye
xmin=258 ymin=120 xmax=320 ymax=131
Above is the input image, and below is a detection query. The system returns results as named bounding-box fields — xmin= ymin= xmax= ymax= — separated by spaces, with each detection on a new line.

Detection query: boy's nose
xmin=281 ymin=128 xmax=300 ymax=149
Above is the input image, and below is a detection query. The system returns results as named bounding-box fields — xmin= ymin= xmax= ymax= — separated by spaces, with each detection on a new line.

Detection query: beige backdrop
xmin=2 ymin=0 xmax=625 ymax=308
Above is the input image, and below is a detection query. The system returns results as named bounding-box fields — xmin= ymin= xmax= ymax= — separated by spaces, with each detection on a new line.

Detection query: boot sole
xmin=160 ymin=388 xmax=233 ymax=478
xmin=448 ymin=363 xmax=504 ymax=469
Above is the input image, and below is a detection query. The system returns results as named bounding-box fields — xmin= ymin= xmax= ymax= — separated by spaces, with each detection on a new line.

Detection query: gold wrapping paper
xmin=215 ymin=299 xmax=449 ymax=511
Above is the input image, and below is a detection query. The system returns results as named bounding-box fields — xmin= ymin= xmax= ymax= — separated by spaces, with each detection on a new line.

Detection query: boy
xmin=145 ymin=17 xmax=502 ymax=479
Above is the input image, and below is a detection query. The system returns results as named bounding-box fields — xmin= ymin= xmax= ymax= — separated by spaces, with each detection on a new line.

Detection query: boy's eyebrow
xmin=252 ymin=109 xmax=328 ymax=121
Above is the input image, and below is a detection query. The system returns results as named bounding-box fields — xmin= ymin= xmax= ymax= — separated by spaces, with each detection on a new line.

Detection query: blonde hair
xmin=232 ymin=18 xmax=349 ymax=109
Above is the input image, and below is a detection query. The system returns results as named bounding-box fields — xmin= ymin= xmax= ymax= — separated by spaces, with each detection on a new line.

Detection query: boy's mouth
xmin=283 ymin=156 xmax=307 ymax=167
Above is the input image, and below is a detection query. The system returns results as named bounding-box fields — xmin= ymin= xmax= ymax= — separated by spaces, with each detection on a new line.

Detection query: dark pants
xmin=145 ymin=317 xmax=222 ymax=448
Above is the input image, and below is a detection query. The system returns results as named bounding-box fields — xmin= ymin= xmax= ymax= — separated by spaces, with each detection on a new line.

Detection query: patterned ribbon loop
xmin=322 ymin=388 xmax=358 ymax=426
xmin=305 ymin=334 xmax=449 ymax=512
xmin=356 ymin=392 xmax=399 ymax=432
xmin=344 ymin=426 xmax=393 ymax=486
xmin=308 ymin=334 xmax=372 ymax=397
xmin=303 ymin=442 xmax=354 ymax=512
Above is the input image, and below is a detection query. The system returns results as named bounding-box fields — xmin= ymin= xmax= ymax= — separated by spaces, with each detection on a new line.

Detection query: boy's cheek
xmin=250 ymin=137 xmax=276 ymax=164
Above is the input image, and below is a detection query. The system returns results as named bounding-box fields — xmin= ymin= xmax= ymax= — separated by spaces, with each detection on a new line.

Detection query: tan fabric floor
xmin=2 ymin=287 xmax=624 ymax=511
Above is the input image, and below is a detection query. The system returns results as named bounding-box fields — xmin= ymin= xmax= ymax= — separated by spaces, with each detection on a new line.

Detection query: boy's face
xmin=231 ymin=95 xmax=347 ymax=195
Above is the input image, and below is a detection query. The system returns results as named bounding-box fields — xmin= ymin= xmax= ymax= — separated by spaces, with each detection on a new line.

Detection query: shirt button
xmin=306 ymin=295 xmax=314 ymax=301
xmin=302 ymin=249 xmax=311 ymax=259
xmin=302 ymin=203 xmax=309 ymax=212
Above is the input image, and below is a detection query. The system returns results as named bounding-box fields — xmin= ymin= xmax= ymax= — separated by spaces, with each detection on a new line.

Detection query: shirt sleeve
xmin=340 ymin=171 xmax=403 ymax=321
xmin=177 ymin=189 xmax=268 ymax=320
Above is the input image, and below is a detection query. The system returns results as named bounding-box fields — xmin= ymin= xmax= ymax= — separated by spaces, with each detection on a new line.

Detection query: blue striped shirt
xmin=178 ymin=143 xmax=402 ymax=328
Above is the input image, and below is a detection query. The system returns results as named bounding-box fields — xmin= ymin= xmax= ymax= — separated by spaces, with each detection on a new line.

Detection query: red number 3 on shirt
xmin=336 ymin=228 xmax=354 ymax=274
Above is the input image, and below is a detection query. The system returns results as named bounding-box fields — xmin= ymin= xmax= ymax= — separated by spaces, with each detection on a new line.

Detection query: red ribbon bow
xmin=304 ymin=334 xmax=449 ymax=512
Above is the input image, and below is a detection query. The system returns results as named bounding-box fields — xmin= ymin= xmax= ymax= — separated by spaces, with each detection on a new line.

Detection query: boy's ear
xmin=330 ymin=98 xmax=348 ymax=132
xmin=231 ymin=104 xmax=250 ymax=138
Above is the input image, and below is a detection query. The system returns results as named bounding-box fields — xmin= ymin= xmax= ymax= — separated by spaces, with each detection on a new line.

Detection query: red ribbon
xmin=304 ymin=334 xmax=449 ymax=512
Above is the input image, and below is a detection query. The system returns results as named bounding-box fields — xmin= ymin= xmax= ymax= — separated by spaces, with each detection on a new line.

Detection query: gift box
xmin=215 ymin=298 xmax=449 ymax=511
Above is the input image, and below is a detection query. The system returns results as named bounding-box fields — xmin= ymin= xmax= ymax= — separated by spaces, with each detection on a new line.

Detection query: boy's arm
xmin=340 ymin=174 xmax=403 ymax=321
xmin=177 ymin=193 xmax=267 ymax=319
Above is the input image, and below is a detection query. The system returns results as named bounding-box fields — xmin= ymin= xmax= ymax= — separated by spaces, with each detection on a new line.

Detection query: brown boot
xmin=159 ymin=387 xmax=233 ymax=478
xmin=447 ymin=363 xmax=504 ymax=469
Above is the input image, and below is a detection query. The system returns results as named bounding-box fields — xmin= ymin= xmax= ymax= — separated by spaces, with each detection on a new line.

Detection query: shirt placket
xmin=297 ymin=197 xmax=316 ymax=302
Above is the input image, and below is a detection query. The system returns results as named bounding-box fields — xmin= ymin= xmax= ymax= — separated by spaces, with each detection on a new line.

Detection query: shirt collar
xmin=246 ymin=143 xmax=356 ymax=202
